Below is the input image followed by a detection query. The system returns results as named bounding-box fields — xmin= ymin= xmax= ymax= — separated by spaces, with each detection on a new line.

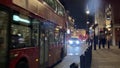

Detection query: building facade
xmin=94 ymin=0 xmax=120 ymax=46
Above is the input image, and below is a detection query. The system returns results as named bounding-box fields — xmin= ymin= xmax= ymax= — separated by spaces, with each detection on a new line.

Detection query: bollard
xmin=85 ymin=48 xmax=90 ymax=68
xmin=70 ymin=63 xmax=78 ymax=68
xmin=90 ymin=46 xmax=92 ymax=67
xmin=118 ymin=41 xmax=120 ymax=49
xmin=85 ymin=46 xmax=92 ymax=68
xmin=80 ymin=46 xmax=92 ymax=68
xmin=85 ymin=50 xmax=88 ymax=68
xmin=88 ymin=46 xmax=92 ymax=68
xmin=80 ymin=55 xmax=85 ymax=68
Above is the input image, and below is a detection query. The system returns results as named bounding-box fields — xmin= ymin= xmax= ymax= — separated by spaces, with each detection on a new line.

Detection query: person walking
xmin=106 ymin=35 xmax=111 ymax=49
xmin=98 ymin=37 xmax=102 ymax=49
xmin=118 ymin=33 xmax=120 ymax=49
xmin=99 ymin=32 xmax=106 ymax=49
xmin=101 ymin=36 xmax=106 ymax=48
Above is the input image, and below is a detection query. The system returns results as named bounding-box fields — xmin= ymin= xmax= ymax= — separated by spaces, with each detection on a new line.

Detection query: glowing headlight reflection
xmin=68 ymin=40 xmax=73 ymax=44
xmin=76 ymin=40 xmax=80 ymax=44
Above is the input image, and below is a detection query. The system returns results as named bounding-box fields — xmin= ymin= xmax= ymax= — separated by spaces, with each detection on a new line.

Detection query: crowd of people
xmin=98 ymin=34 xmax=111 ymax=49
xmin=87 ymin=33 xmax=112 ymax=49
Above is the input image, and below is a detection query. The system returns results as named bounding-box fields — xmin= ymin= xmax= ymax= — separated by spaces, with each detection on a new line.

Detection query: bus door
xmin=0 ymin=8 xmax=9 ymax=68
xmin=40 ymin=23 xmax=49 ymax=68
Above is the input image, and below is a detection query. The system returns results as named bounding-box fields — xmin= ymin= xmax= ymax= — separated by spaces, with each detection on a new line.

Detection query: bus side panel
xmin=10 ymin=47 xmax=40 ymax=68
xmin=0 ymin=0 xmax=12 ymax=7
xmin=23 ymin=47 xmax=40 ymax=68
xmin=48 ymin=45 xmax=54 ymax=67
xmin=48 ymin=45 xmax=62 ymax=67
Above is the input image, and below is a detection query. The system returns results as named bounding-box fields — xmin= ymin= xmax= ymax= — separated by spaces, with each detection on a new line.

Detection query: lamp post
xmin=93 ymin=23 xmax=98 ymax=50
xmin=86 ymin=8 xmax=90 ymax=35
xmin=86 ymin=5 xmax=90 ymax=15
xmin=86 ymin=21 xmax=90 ymax=34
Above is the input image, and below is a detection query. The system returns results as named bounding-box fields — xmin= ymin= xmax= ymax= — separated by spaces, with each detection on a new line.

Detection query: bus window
xmin=44 ymin=0 xmax=56 ymax=10
xmin=47 ymin=24 xmax=55 ymax=46
xmin=40 ymin=22 xmax=50 ymax=67
xmin=32 ymin=19 xmax=40 ymax=46
xmin=54 ymin=27 xmax=60 ymax=45
xmin=57 ymin=3 xmax=65 ymax=16
xmin=41 ymin=22 xmax=55 ymax=46
xmin=0 ymin=10 xmax=9 ymax=68
xmin=49 ymin=29 xmax=55 ymax=45
xmin=11 ymin=14 xmax=31 ymax=48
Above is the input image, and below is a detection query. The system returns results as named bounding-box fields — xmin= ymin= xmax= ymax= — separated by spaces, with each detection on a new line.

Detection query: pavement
xmin=91 ymin=45 xmax=120 ymax=68
xmin=54 ymin=55 xmax=80 ymax=68
xmin=54 ymin=45 xmax=120 ymax=68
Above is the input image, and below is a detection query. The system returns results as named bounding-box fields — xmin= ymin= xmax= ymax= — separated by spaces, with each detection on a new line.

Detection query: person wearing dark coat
xmin=99 ymin=34 xmax=106 ymax=49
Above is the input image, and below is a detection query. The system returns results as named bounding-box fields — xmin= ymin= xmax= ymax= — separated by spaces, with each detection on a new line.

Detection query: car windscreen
xmin=69 ymin=38 xmax=79 ymax=40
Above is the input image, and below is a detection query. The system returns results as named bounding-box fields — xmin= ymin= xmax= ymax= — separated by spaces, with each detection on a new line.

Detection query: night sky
xmin=60 ymin=0 xmax=95 ymax=29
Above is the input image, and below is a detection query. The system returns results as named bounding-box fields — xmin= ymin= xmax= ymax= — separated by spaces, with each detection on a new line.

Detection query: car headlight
xmin=68 ymin=40 xmax=73 ymax=44
xmin=76 ymin=40 xmax=80 ymax=44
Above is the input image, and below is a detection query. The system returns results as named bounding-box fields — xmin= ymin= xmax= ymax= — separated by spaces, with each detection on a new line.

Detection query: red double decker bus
xmin=0 ymin=0 xmax=67 ymax=68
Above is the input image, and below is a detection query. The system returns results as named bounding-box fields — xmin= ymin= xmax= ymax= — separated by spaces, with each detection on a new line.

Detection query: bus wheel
xmin=16 ymin=61 xmax=29 ymax=68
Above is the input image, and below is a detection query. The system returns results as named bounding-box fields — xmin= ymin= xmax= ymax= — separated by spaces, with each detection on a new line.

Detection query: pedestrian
xmin=99 ymin=32 xmax=106 ymax=49
xmin=90 ymin=36 xmax=93 ymax=46
xmin=118 ymin=40 xmax=120 ymax=49
xmin=98 ymin=38 xmax=102 ymax=49
xmin=106 ymin=35 xmax=111 ymax=49
xmin=101 ymin=36 xmax=106 ymax=48
xmin=70 ymin=63 xmax=78 ymax=68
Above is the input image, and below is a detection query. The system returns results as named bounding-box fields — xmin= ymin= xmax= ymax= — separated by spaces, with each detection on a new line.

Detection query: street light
xmin=86 ymin=9 xmax=90 ymax=35
xmin=86 ymin=5 xmax=90 ymax=15
xmin=87 ymin=21 xmax=90 ymax=24
xmin=86 ymin=10 xmax=90 ymax=15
